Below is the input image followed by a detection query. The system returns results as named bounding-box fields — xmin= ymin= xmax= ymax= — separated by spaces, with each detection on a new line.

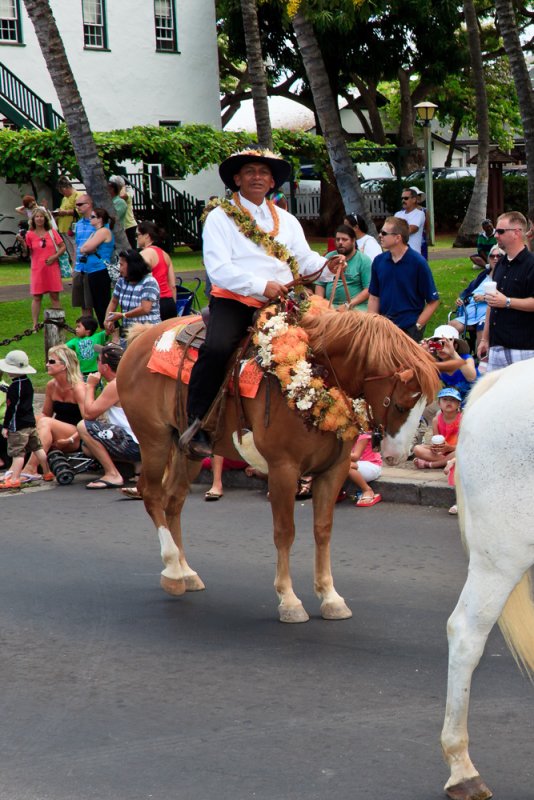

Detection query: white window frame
xmin=82 ymin=0 xmax=108 ymax=50
xmin=0 ymin=0 xmax=22 ymax=44
xmin=154 ymin=0 xmax=178 ymax=53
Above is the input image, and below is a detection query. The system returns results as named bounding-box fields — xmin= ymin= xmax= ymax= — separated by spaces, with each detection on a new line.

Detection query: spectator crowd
xmin=3 ymin=162 xmax=534 ymax=516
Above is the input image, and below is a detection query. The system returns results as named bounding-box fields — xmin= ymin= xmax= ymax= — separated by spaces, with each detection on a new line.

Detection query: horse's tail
xmin=498 ymin=571 xmax=534 ymax=681
xmin=127 ymin=323 xmax=153 ymax=344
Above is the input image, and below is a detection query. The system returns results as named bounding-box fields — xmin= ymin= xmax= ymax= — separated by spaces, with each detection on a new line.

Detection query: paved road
xmin=1 ymin=484 xmax=532 ymax=800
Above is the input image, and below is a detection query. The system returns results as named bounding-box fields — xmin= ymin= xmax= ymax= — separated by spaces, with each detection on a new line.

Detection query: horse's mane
xmin=300 ymin=309 xmax=439 ymax=399
xmin=127 ymin=322 xmax=153 ymax=344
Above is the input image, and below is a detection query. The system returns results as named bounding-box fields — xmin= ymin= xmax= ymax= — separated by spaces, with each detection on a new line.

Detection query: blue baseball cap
xmin=437 ymin=387 xmax=462 ymax=402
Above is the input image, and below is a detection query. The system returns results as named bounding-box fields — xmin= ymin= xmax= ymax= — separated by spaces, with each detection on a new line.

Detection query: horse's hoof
xmin=445 ymin=776 xmax=493 ymax=800
xmin=184 ymin=573 xmax=205 ymax=592
xmin=279 ymin=604 xmax=310 ymax=623
xmin=321 ymin=600 xmax=353 ymax=620
xmin=160 ymin=575 xmax=186 ymax=596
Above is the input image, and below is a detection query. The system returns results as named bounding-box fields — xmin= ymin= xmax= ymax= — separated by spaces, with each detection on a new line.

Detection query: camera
xmin=79 ymin=255 xmax=88 ymax=263
xmin=428 ymin=339 xmax=444 ymax=353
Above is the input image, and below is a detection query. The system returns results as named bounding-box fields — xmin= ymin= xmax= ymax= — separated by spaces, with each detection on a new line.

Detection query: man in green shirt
xmin=54 ymin=177 xmax=82 ymax=263
xmin=315 ymin=224 xmax=373 ymax=310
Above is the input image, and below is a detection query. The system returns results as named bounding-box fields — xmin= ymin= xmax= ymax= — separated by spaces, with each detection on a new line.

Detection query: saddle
xmin=175 ymin=318 xmax=207 ymax=351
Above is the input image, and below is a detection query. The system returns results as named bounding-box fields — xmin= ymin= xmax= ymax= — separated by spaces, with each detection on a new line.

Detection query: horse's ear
xmin=396 ymin=368 xmax=414 ymax=384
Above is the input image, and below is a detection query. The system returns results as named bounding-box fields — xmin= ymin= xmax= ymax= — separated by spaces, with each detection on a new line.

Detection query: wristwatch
xmin=415 ymin=322 xmax=423 ymax=331
xmin=505 ymin=297 xmax=512 ymax=308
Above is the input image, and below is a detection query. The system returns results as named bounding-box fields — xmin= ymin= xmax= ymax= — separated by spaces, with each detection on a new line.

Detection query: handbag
xmin=94 ymin=244 xmax=120 ymax=283
xmin=48 ymin=231 xmax=71 ymax=278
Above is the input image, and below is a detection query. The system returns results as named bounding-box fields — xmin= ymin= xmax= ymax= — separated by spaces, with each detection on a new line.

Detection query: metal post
xmin=423 ymin=122 xmax=435 ymax=247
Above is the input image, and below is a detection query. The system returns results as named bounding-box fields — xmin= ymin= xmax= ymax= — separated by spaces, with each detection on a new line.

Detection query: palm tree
xmin=239 ymin=0 xmax=274 ymax=150
xmin=290 ymin=11 xmax=375 ymax=233
xmin=21 ymin=0 xmax=127 ymax=246
xmin=454 ymin=0 xmax=489 ymax=246
xmin=495 ymin=0 xmax=534 ymax=207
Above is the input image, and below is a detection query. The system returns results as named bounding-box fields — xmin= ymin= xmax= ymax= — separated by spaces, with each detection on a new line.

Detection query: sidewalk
xmin=195 ymin=461 xmax=454 ymax=508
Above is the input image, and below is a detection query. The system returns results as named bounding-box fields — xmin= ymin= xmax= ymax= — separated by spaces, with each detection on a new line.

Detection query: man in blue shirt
xmin=72 ymin=194 xmax=95 ymax=319
xmin=368 ymin=216 xmax=440 ymax=341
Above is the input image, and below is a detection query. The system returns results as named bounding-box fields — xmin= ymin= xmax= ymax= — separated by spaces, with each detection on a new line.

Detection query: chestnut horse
xmin=117 ymin=309 xmax=438 ymax=623
xmin=441 ymin=358 xmax=534 ymax=800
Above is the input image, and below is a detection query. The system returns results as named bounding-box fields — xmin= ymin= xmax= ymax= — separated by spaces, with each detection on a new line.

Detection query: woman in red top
xmin=136 ymin=222 xmax=176 ymax=320
xmin=22 ymin=208 xmax=66 ymax=329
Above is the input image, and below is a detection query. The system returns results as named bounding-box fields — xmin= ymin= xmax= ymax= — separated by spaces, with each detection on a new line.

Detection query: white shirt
xmin=394 ymin=208 xmax=426 ymax=254
xmin=357 ymin=233 xmax=382 ymax=263
xmin=203 ymin=194 xmax=326 ymax=301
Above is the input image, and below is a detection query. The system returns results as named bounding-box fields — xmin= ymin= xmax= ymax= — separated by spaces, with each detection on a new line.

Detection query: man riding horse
xmin=179 ymin=148 xmax=347 ymax=460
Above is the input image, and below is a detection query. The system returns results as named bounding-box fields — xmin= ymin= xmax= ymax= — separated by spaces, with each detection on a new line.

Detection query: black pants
xmin=187 ymin=297 xmax=256 ymax=420
xmin=125 ymin=227 xmax=138 ymax=248
xmin=160 ymin=296 xmax=177 ymax=321
xmin=88 ymin=269 xmax=112 ymax=329
xmin=401 ymin=322 xmax=425 ymax=343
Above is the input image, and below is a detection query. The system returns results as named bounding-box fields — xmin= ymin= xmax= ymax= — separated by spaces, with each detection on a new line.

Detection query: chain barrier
xmin=0 ymin=318 xmax=76 ymax=348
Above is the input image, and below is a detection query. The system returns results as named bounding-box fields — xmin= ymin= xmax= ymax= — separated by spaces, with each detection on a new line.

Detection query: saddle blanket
xmin=147 ymin=316 xmax=263 ymax=398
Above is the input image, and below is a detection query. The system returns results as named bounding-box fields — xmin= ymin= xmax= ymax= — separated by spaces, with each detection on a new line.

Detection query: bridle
xmin=363 ymin=372 xmax=418 ymax=449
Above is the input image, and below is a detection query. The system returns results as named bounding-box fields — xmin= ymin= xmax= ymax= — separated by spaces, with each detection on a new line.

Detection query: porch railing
xmin=0 ymin=63 xmax=63 ymax=130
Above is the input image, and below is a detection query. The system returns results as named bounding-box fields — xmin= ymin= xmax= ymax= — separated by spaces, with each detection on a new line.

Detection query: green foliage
xmin=0 ymin=124 xmax=388 ymax=186
xmin=381 ymin=175 xmax=529 ymax=229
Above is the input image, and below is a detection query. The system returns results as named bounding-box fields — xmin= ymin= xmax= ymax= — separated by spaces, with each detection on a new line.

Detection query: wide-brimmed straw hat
xmin=0 ymin=349 xmax=36 ymax=375
xmin=219 ymin=148 xmax=291 ymax=192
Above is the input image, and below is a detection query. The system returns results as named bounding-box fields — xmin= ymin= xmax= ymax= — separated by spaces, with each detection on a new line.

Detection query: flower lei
xmin=253 ymin=295 xmax=369 ymax=441
xmin=202 ymin=194 xmax=302 ymax=288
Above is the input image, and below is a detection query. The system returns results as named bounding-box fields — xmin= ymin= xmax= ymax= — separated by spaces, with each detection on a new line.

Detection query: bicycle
xmin=0 ymin=214 xmax=27 ymax=260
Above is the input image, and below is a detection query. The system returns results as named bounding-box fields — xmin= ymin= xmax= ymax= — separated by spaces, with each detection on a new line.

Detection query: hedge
xmin=381 ymin=176 xmax=528 ymax=229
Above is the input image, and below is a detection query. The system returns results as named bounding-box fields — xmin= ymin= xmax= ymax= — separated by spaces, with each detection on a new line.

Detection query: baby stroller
xmin=47 ymin=448 xmax=101 ymax=485
xmin=176 ymin=276 xmax=202 ymax=316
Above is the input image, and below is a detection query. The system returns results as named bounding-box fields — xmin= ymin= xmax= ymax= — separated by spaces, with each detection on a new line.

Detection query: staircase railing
xmin=125 ymin=169 xmax=205 ymax=250
xmin=0 ymin=63 xmax=63 ymax=130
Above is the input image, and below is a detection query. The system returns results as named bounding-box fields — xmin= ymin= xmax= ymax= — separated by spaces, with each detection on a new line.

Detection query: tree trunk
xmin=22 ymin=0 xmax=128 ymax=249
xmin=454 ymin=0 xmax=490 ymax=246
xmin=291 ymin=11 xmax=375 ymax=234
xmin=495 ymin=0 xmax=534 ymax=207
xmin=397 ymin=69 xmax=420 ymax=174
xmin=444 ymin=117 xmax=462 ymax=168
xmin=240 ymin=0 xmax=273 ymax=150
xmin=350 ymin=77 xmax=387 ymax=145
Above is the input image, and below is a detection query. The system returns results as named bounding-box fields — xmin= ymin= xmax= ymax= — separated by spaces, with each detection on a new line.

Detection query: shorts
xmin=7 ymin=427 xmax=43 ymax=458
xmin=487 ymin=346 xmax=534 ymax=372
xmin=85 ymin=420 xmax=141 ymax=462
xmin=71 ymin=271 xmax=93 ymax=309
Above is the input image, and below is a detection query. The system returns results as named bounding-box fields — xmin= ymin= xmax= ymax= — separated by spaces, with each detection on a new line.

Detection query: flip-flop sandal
xmin=86 ymin=479 xmax=124 ymax=490
xmin=356 ymin=493 xmax=382 ymax=507
xmin=120 ymin=487 xmax=143 ymax=499
xmin=205 ymin=491 xmax=223 ymax=501
xmin=295 ymin=477 xmax=313 ymax=500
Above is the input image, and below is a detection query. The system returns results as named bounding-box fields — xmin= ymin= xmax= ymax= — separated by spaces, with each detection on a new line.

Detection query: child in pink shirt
xmin=348 ymin=433 xmax=382 ymax=507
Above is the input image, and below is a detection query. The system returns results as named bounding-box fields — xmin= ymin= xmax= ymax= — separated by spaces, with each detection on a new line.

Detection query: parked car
xmin=503 ymin=166 xmax=527 ymax=177
xmin=405 ymin=167 xmax=476 ymax=181
xmin=360 ymin=177 xmax=396 ymax=192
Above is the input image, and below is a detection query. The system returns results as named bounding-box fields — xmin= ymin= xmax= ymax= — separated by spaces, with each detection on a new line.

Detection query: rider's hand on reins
xmin=264 ymin=280 xmax=289 ymax=300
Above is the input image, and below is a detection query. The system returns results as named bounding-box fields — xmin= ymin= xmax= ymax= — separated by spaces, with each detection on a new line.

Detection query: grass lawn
xmin=0 ymin=277 xmax=207 ymax=390
xmin=1 ymin=239 xmax=476 ymax=390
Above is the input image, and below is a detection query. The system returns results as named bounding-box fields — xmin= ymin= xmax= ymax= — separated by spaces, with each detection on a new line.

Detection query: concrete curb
xmin=194 ymin=465 xmax=455 ymax=508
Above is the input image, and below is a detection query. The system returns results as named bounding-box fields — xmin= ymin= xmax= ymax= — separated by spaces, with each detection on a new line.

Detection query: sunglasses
xmin=401 ymin=196 xmax=411 ymax=201
xmin=46 ymin=358 xmax=58 ymax=364
xmin=75 ymin=202 xmax=88 ymax=207
xmin=495 ymin=227 xmax=519 ymax=234
xmin=90 ymin=214 xmax=98 ymax=219
xmin=40 ymin=237 xmax=46 ymax=248
xmin=489 ymin=253 xmax=500 ymax=259
xmin=379 ymin=230 xmax=396 ymax=236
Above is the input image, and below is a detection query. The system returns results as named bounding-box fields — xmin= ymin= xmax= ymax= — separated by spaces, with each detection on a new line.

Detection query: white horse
xmin=441 ymin=358 xmax=534 ymax=800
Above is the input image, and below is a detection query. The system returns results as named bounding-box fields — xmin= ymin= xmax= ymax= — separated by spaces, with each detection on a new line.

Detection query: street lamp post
xmin=414 ymin=101 xmax=438 ymax=247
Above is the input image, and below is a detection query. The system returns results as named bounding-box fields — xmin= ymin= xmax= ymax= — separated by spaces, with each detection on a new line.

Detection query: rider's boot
xmin=178 ymin=416 xmax=213 ymax=460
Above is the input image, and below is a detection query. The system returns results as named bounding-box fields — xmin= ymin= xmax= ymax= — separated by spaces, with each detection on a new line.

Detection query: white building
xmin=0 ymin=0 xmax=222 ymax=208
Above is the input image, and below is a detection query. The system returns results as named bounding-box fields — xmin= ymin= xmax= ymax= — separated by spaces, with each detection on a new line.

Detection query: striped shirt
xmin=113 ymin=275 xmax=161 ymax=330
